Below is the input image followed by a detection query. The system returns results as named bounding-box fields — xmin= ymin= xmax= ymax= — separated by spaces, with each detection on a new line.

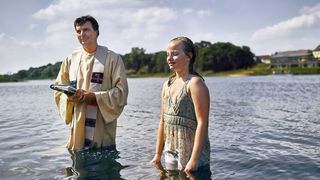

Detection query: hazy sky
xmin=0 ymin=0 xmax=319 ymax=74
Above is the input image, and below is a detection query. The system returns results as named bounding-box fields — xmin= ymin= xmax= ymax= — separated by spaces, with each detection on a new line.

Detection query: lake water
xmin=0 ymin=75 xmax=319 ymax=179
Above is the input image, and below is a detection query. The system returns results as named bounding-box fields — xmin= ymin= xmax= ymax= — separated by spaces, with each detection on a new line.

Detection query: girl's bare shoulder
xmin=189 ymin=75 xmax=206 ymax=87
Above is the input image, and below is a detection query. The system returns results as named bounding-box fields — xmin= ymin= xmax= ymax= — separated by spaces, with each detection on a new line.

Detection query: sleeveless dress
xmin=163 ymin=79 xmax=210 ymax=170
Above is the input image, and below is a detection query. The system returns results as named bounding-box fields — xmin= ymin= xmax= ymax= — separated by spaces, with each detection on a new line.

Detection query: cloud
xmin=197 ymin=9 xmax=211 ymax=17
xmin=0 ymin=31 xmax=76 ymax=74
xmin=32 ymin=0 xmax=105 ymax=20
xmin=183 ymin=8 xmax=194 ymax=14
xmin=0 ymin=0 xmax=183 ymax=74
xmin=299 ymin=3 xmax=320 ymax=14
xmin=46 ymin=19 xmax=71 ymax=33
xmin=31 ymin=0 xmax=177 ymax=51
xmin=191 ymin=32 xmax=215 ymax=43
xmin=32 ymin=0 xmax=157 ymax=20
xmin=32 ymin=0 xmax=184 ymax=55
xmin=0 ymin=32 xmax=5 ymax=38
xmin=182 ymin=8 xmax=211 ymax=18
xmin=251 ymin=3 xmax=320 ymax=41
xmin=27 ymin=24 xmax=38 ymax=31
xmin=0 ymin=33 xmax=43 ymax=74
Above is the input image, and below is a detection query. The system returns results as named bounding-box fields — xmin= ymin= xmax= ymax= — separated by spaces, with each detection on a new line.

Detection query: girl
xmin=151 ymin=37 xmax=211 ymax=172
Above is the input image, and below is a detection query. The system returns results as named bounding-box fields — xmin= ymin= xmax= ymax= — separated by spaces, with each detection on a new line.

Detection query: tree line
xmin=0 ymin=62 xmax=62 ymax=82
xmin=123 ymin=41 xmax=256 ymax=75
xmin=0 ymin=41 xmax=257 ymax=82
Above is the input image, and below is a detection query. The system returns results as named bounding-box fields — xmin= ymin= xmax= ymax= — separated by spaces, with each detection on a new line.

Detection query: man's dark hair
xmin=74 ymin=15 xmax=99 ymax=36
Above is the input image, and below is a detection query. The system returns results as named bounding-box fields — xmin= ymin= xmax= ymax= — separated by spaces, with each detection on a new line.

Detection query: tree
xmin=123 ymin=47 xmax=146 ymax=72
xmin=150 ymin=51 xmax=168 ymax=73
xmin=196 ymin=42 xmax=256 ymax=72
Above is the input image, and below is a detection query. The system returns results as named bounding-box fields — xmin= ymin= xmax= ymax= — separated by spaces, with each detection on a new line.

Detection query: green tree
xmin=125 ymin=47 xmax=146 ymax=72
xmin=150 ymin=51 xmax=168 ymax=73
xmin=196 ymin=42 xmax=256 ymax=72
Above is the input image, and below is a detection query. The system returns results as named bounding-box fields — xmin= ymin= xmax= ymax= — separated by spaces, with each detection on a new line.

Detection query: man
xmin=54 ymin=15 xmax=128 ymax=150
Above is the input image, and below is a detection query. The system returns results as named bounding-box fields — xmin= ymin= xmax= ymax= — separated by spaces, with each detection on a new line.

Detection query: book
xmin=50 ymin=84 xmax=77 ymax=96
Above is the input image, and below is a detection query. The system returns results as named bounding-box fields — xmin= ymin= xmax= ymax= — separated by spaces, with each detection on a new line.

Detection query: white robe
xmin=54 ymin=46 xmax=128 ymax=150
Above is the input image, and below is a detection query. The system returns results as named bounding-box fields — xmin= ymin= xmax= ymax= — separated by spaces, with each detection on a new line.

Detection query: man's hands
xmin=68 ymin=89 xmax=96 ymax=103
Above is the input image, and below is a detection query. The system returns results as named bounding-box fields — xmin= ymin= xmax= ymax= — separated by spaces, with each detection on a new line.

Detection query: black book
xmin=50 ymin=84 xmax=77 ymax=96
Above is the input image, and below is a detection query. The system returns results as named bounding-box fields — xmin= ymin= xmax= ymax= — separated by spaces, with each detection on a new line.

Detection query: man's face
xmin=75 ymin=21 xmax=97 ymax=46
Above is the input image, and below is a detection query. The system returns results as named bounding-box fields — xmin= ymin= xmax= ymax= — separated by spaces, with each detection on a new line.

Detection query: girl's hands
xmin=151 ymin=153 xmax=161 ymax=164
xmin=184 ymin=160 xmax=198 ymax=173
xmin=151 ymin=154 xmax=167 ymax=173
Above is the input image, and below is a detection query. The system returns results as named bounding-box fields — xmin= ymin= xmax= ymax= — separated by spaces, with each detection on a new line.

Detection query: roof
xmin=314 ymin=45 xmax=320 ymax=51
xmin=272 ymin=50 xmax=311 ymax=58
xmin=257 ymin=55 xmax=271 ymax=59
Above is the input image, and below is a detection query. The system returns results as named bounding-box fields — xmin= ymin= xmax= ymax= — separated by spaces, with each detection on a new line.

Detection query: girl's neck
xmin=175 ymin=70 xmax=190 ymax=81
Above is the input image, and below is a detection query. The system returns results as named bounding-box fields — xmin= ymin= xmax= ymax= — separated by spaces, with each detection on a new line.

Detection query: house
xmin=313 ymin=45 xmax=320 ymax=60
xmin=271 ymin=49 xmax=319 ymax=68
xmin=257 ymin=55 xmax=271 ymax=64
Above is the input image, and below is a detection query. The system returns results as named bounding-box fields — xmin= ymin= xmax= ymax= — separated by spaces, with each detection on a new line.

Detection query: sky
xmin=0 ymin=0 xmax=319 ymax=74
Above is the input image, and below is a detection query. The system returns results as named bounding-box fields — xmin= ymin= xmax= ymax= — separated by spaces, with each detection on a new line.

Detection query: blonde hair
xmin=167 ymin=36 xmax=203 ymax=86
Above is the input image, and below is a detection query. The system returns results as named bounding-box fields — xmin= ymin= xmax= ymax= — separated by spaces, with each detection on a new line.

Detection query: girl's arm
xmin=151 ymin=83 xmax=166 ymax=164
xmin=185 ymin=77 xmax=210 ymax=172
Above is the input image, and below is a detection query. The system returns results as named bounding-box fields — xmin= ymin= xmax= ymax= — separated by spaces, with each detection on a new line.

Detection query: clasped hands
xmin=68 ymin=89 xmax=96 ymax=103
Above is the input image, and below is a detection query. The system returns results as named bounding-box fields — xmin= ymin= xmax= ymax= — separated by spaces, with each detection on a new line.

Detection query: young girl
xmin=151 ymin=36 xmax=211 ymax=172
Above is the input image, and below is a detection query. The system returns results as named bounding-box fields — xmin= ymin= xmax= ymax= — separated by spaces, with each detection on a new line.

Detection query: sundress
xmin=163 ymin=79 xmax=210 ymax=170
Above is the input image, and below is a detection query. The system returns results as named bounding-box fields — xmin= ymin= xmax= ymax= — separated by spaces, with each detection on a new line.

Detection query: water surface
xmin=0 ymin=75 xmax=319 ymax=179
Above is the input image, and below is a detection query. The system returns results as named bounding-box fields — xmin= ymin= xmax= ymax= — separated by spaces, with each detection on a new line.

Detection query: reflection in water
xmin=153 ymin=162 xmax=212 ymax=180
xmin=66 ymin=146 xmax=126 ymax=179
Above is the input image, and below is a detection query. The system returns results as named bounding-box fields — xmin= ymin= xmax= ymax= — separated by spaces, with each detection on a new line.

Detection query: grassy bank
xmin=127 ymin=64 xmax=320 ymax=77
xmin=202 ymin=64 xmax=273 ymax=76
xmin=0 ymin=75 xmax=18 ymax=83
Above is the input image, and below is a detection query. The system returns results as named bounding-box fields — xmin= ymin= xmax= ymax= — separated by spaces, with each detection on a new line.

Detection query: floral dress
xmin=163 ymin=80 xmax=210 ymax=170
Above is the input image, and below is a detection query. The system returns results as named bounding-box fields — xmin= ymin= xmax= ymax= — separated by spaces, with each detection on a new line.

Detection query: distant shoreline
xmin=1 ymin=64 xmax=320 ymax=83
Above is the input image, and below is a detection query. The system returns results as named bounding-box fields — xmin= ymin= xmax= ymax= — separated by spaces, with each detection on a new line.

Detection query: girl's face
xmin=166 ymin=41 xmax=190 ymax=72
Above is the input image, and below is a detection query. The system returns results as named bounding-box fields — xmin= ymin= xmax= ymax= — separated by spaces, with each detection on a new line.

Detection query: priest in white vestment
xmin=54 ymin=15 xmax=128 ymax=150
